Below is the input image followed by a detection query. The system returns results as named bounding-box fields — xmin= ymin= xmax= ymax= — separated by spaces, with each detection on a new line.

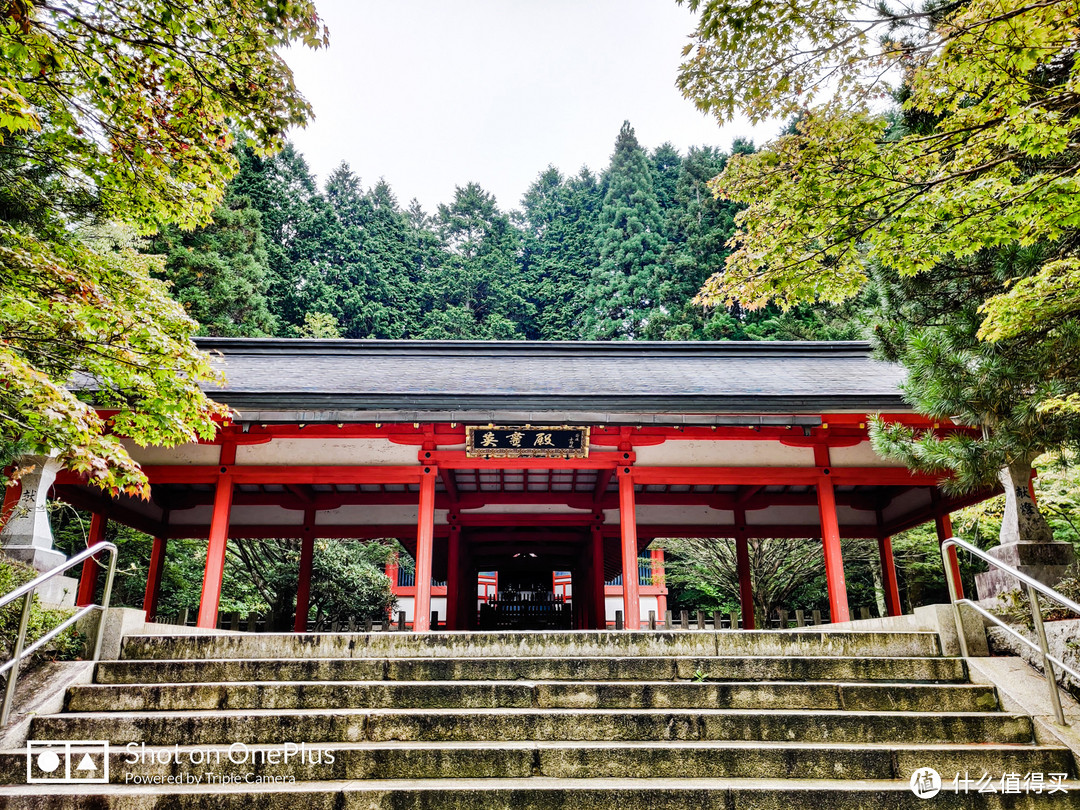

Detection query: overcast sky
xmin=283 ymin=0 xmax=780 ymax=213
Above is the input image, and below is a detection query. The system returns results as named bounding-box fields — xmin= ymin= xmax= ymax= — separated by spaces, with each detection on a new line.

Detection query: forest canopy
xmin=164 ymin=124 xmax=868 ymax=345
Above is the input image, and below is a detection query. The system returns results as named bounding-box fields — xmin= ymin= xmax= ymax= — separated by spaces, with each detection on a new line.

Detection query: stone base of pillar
xmin=975 ymin=541 xmax=1077 ymax=600
xmin=2 ymin=545 xmax=67 ymax=573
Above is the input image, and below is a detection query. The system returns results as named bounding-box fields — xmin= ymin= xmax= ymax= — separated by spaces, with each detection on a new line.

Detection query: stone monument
xmin=1 ymin=454 xmax=77 ymax=605
xmin=975 ymin=461 xmax=1077 ymax=600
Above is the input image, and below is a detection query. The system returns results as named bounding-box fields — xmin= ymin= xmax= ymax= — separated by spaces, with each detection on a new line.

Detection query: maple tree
xmin=677 ymin=0 xmax=1080 ymax=332
xmin=0 ymin=0 xmax=325 ymax=496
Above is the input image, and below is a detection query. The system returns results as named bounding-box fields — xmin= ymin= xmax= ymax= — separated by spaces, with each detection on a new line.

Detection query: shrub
xmin=0 ymin=554 xmax=84 ymax=667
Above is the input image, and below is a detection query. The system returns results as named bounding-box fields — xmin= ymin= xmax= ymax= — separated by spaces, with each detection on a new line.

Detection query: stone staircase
xmin=1 ymin=629 xmax=1078 ymax=808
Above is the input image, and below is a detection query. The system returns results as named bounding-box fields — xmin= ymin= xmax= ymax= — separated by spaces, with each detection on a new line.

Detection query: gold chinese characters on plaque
xmin=465 ymin=426 xmax=590 ymax=459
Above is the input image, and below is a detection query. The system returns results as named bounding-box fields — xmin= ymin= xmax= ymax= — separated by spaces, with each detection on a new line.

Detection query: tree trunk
xmin=998 ymin=457 xmax=1054 ymax=546
xmin=271 ymin=586 xmax=296 ymax=632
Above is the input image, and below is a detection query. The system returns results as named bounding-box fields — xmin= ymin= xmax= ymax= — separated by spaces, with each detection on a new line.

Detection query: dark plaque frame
xmin=465 ymin=425 xmax=591 ymax=459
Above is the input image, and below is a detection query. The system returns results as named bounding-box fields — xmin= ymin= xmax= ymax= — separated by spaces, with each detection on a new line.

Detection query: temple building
xmin=22 ymin=339 xmax=992 ymax=631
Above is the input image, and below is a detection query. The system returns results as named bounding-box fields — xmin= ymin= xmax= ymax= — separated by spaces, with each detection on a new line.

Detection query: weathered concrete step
xmin=95 ymin=655 xmax=969 ymax=685
xmin=2 ymin=777 xmax=1079 ymax=809
xmin=64 ymin=681 xmax=999 ymax=713
xmin=1 ymin=741 xmax=1071 ymax=784
xmin=28 ymin=708 xmax=1034 ymax=746
xmin=119 ymin=630 xmax=943 ymax=661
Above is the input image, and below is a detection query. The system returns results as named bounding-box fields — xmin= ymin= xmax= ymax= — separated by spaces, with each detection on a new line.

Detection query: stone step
xmin=119 ymin=630 xmax=943 ymax=661
xmin=3 ymin=777 xmax=1079 ymax=809
xmin=63 ymin=681 xmax=999 ymax=713
xmin=2 ymin=741 xmax=1074 ymax=784
xmin=28 ymin=708 xmax=1034 ymax=746
xmin=94 ymin=654 xmax=970 ymax=684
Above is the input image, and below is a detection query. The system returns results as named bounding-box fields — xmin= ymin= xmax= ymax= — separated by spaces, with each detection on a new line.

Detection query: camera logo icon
xmin=26 ymin=740 xmax=109 ymax=784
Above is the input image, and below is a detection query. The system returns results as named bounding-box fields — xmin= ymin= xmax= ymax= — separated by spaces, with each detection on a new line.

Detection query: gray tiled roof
xmin=196 ymin=338 xmax=908 ymax=424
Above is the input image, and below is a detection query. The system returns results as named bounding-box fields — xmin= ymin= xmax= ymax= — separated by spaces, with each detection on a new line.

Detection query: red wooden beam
xmin=51 ymin=485 xmax=166 ymax=537
xmin=627 ymin=523 xmax=881 ymax=540
xmin=439 ymin=468 xmax=459 ymax=503
xmin=823 ymin=412 xmax=944 ymax=428
xmin=629 ymin=466 xmax=944 ymax=487
xmin=470 ymin=544 xmax=580 ymax=560
xmin=459 ymin=513 xmax=595 ymax=527
xmin=286 ymin=484 xmax=315 ymax=503
xmin=161 ymin=523 xmax=452 ymax=541
xmin=428 ymin=451 xmax=628 ymax=470
xmin=736 ymin=485 xmax=764 ymax=504
xmin=214 ymin=422 xmax=468 ymax=444
xmin=881 ymin=486 xmax=998 ymax=536
xmin=157 ymin=490 xmax=451 ymax=512
xmin=456 ymin=492 xmax=598 ymax=510
xmin=140 ymin=465 xmax=428 ymax=485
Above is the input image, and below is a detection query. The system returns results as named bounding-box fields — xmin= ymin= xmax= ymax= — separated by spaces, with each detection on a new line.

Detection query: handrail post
xmin=0 ymin=590 xmax=35 ymax=726
xmin=941 ymin=536 xmax=1076 ymax=728
xmin=93 ymin=549 xmax=118 ymax=662
xmin=942 ymin=540 xmax=970 ymax=659
xmin=0 ymin=541 xmax=119 ymax=727
xmin=1028 ymin=585 xmax=1067 ymax=726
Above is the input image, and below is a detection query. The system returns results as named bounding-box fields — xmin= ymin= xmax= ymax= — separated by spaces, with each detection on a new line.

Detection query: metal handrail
xmin=942 ymin=536 xmax=1080 ymax=726
xmin=0 ymin=541 xmax=118 ymax=725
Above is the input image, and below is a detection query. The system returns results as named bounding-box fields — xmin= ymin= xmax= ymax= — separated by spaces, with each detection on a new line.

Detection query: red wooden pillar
xmin=294 ymin=509 xmax=316 ymax=633
xmin=577 ymin=551 xmax=592 ymax=630
xmin=142 ymin=535 xmax=168 ymax=623
xmin=652 ymin=547 xmax=667 ymax=621
xmin=617 ymin=468 xmax=640 ymax=630
xmin=76 ymin=513 xmax=108 ymax=607
xmin=935 ymin=510 xmax=964 ymax=600
xmin=458 ymin=555 xmax=474 ymax=630
xmin=446 ymin=523 xmax=461 ymax=630
xmin=816 ymin=475 xmax=850 ymax=623
xmin=196 ymin=473 xmax=234 ymax=629
xmin=877 ymin=535 xmax=903 ymax=617
xmin=413 ymin=468 xmax=437 ymax=632
xmin=0 ymin=481 xmax=20 ymax=530
xmin=590 ymin=524 xmax=606 ymax=630
xmin=733 ymin=508 xmax=755 ymax=629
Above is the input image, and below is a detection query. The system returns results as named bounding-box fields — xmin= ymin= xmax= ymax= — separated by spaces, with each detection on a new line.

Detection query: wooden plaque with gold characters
xmin=465 ymin=425 xmax=590 ymax=459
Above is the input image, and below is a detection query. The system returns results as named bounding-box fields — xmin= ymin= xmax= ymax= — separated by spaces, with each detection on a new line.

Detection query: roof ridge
xmin=195 ymin=338 xmax=876 ymax=357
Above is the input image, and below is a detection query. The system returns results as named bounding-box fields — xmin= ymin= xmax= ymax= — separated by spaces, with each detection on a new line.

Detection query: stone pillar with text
xmin=0 ymin=455 xmax=67 ymax=573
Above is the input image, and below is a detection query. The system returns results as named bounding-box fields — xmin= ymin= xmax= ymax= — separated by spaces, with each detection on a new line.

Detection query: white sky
xmin=284 ymin=0 xmax=780 ymax=213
